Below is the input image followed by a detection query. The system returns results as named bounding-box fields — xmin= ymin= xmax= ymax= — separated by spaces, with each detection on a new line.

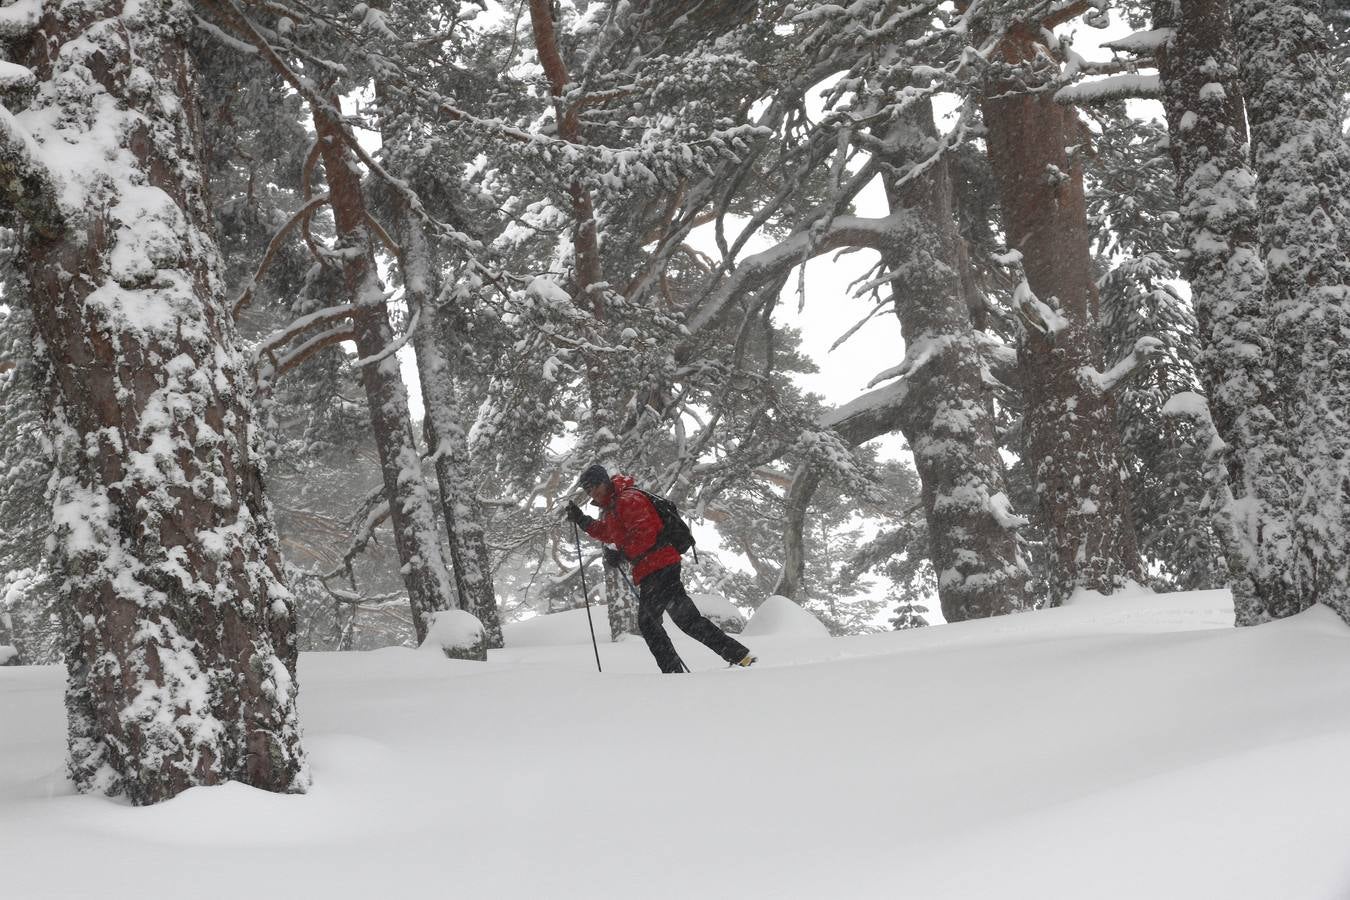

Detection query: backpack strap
xmin=624 ymin=489 xmax=673 ymax=566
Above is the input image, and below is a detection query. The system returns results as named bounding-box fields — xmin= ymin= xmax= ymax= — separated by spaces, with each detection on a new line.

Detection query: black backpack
xmin=635 ymin=489 xmax=696 ymax=557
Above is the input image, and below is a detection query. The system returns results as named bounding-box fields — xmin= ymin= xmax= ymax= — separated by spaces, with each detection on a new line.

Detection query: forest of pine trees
xmin=1 ymin=0 xmax=1347 ymax=803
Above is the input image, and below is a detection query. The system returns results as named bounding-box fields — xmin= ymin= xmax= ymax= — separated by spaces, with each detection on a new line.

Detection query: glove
xmin=565 ymin=501 xmax=593 ymax=528
xmin=602 ymin=547 xmax=624 ymax=569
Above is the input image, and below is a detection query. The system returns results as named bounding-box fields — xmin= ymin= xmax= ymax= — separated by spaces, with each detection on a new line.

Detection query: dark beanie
xmin=577 ymin=463 xmax=611 ymax=491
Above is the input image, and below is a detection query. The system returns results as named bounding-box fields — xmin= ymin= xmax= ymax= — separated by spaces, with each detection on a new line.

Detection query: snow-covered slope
xmin=3 ymin=587 xmax=1349 ymax=899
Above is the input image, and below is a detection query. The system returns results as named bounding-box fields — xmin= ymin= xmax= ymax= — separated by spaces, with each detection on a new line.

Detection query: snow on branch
xmin=988 ymin=492 xmax=1030 ymax=530
xmin=1101 ymin=28 xmax=1175 ymax=53
xmin=1056 ymin=74 xmax=1161 ymax=105
xmin=256 ymin=304 xmax=357 ymax=358
xmin=1081 ymin=336 xmax=1164 ymax=394
xmin=273 ymin=325 xmax=356 ymax=378
xmin=1162 ymin=392 xmax=1225 ymax=457
xmin=865 ymin=335 xmax=955 ymax=389
xmin=292 ymin=568 xmax=403 ymax=609
xmin=0 ymin=105 xmax=64 ymax=240
xmin=684 ymin=209 xmax=911 ymax=335
xmin=1042 ymin=0 xmax=1098 ymax=29
xmin=192 ymin=15 xmax=260 ymax=54
xmin=0 ymin=60 xmax=35 ymax=91
xmin=828 ymin=295 xmax=891 ymax=353
xmin=1012 ymin=276 xmax=1069 ymax=337
xmin=0 ymin=0 xmax=40 ymax=40
xmin=817 ymin=380 xmax=913 ymax=446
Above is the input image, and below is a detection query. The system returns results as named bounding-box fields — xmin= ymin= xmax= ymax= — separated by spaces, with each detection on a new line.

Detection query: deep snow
xmin=3 ymin=587 xmax=1349 ymax=899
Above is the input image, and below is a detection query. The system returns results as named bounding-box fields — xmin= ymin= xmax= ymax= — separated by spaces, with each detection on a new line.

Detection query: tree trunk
xmin=981 ymin=24 xmax=1144 ymax=601
xmin=310 ymin=108 xmax=455 ymax=644
xmin=879 ymin=97 xmax=1032 ymax=621
xmin=527 ymin=0 xmax=636 ymax=639
xmin=772 ymin=463 xmax=823 ymax=601
xmin=399 ymin=213 xmax=505 ymax=648
xmin=1231 ymin=0 xmax=1350 ymax=624
xmin=1152 ymin=0 xmax=1298 ymax=625
xmin=8 ymin=0 xmax=307 ymax=803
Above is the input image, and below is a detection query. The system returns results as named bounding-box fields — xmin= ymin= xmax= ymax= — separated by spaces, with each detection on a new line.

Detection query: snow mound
xmin=0 ymin=60 xmax=35 ymax=91
xmin=741 ymin=595 xmax=830 ymax=638
xmin=419 ymin=609 xmax=486 ymax=660
xmin=0 ymin=645 xmax=18 ymax=666
xmin=690 ymin=592 xmax=746 ymax=633
xmin=504 ymin=605 xmax=609 ymax=647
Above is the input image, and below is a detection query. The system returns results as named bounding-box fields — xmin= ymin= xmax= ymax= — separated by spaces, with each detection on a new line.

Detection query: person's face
xmin=587 ymin=481 xmax=612 ymax=507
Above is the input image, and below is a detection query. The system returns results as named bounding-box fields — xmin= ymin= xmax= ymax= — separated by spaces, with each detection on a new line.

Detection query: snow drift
xmin=2 ymin=587 xmax=1349 ymax=899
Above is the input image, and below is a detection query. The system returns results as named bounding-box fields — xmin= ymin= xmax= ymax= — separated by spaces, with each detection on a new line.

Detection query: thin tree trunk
xmin=527 ymin=0 xmax=635 ymax=639
xmin=1231 ymin=0 xmax=1350 ymax=624
xmin=310 ymin=107 xmax=455 ymax=644
xmin=1152 ymin=0 xmax=1298 ymax=625
xmin=8 ymin=0 xmax=307 ymax=803
xmin=981 ymin=23 xmax=1144 ymax=601
xmin=773 ymin=463 xmax=823 ymax=601
xmin=880 ymin=97 xmax=1032 ymax=621
xmin=399 ymin=212 xmax=505 ymax=648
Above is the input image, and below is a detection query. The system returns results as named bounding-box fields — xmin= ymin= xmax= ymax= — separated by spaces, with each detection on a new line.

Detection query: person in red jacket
xmin=566 ymin=464 xmax=755 ymax=673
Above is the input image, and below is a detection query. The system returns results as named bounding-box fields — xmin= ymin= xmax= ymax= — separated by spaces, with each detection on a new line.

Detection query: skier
xmin=565 ymin=464 xmax=756 ymax=673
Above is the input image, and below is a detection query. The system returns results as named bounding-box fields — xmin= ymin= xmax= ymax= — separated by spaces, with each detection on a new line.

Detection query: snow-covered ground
xmin=3 ymin=587 xmax=1349 ymax=899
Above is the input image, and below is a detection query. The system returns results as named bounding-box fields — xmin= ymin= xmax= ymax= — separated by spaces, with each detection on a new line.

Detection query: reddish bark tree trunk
xmin=9 ymin=0 xmax=307 ymax=803
xmin=310 ymin=108 xmax=456 ymax=644
xmin=981 ymin=24 xmax=1144 ymax=601
xmin=527 ymin=0 xmax=635 ymax=638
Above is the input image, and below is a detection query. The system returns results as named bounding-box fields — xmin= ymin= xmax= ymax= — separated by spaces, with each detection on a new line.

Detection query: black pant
xmin=637 ymin=564 xmax=749 ymax=673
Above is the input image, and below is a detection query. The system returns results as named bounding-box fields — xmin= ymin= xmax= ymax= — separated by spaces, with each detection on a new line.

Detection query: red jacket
xmin=584 ymin=474 xmax=682 ymax=584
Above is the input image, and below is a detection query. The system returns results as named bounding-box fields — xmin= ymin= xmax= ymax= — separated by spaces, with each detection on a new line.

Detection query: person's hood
xmin=594 ymin=473 xmax=634 ymax=508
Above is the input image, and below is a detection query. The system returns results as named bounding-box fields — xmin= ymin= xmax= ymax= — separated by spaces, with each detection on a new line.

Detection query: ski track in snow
xmin=3 ymin=587 xmax=1349 ymax=899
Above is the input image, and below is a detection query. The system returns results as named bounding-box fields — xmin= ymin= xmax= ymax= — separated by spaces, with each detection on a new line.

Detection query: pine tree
xmin=1232 ymin=0 xmax=1350 ymax=624
xmin=876 ymin=92 xmax=1032 ymax=621
xmin=890 ymin=595 xmax=931 ymax=630
xmin=977 ymin=9 xmax=1145 ymax=601
xmin=197 ymin=0 xmax=467 ymax=644
xmin=1084 ymin=106 xmax=1226 ymax=591
xmin=2 ymin=0 xmax=308 ymax=802
xmin=190 ymin=26 xmax=412 ymax=649
xmin=1150 ymin=0 xmax=1297 ymax=623
xmin=0 ymin=305 xmax=58 ymax=664
xmin=366 ymin=5 xmax=508 ymax=648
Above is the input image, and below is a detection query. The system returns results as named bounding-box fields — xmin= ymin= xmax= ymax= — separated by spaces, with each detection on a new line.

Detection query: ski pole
xmin=618 ymin=567 xmax=641 ymax=603
xmin=572 ymin=520 xmax=603 ymax=673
